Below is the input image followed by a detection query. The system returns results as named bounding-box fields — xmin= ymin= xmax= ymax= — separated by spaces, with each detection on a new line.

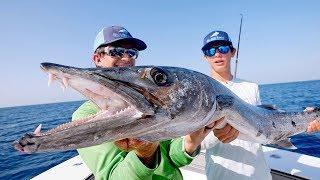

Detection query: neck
xmin=210 ymin=70 xmax=233 ymax=83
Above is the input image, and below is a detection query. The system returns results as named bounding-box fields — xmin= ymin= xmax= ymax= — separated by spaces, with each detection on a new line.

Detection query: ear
xmin=92 ymin=53 xmax=100 ymax=65
xmin=202 ymin=56 xmax=208 ymax=61
xmin=231 ymin=48 xmax=236 ymax=57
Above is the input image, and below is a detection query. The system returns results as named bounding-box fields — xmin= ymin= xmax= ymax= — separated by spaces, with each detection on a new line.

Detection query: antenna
xmin=234 ymin=14 xmax=243 ymax=79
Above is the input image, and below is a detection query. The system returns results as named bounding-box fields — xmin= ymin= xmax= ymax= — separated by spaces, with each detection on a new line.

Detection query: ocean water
xmin=1 ymin=80 xmax=320 ymax=179
xmin=0 ymin=101 xmax=82 ymax=180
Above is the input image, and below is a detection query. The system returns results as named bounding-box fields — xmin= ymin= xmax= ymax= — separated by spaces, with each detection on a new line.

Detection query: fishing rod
xmin=234 ymin=14 xmax=243 ymax=79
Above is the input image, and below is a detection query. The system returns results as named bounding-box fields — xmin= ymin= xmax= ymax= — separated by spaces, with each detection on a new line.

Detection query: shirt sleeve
xmin=201 ymin=131 xmax=220 ymax=150
xmin=168 ymin=137 xmax=198 ymax=167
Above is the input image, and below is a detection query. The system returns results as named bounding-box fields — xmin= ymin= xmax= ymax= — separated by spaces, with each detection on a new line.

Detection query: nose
xmin=121 ymin=53 xmax=133 ymax=61
xmin=214 ymin=50 xmax=222 ymax=57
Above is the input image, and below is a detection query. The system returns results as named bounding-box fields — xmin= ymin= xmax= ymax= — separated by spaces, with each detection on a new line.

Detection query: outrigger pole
xmin=234 ymin=14 xmax=243 ymax=79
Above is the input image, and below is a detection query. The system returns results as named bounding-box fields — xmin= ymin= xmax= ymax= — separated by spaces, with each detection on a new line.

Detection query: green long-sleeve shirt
xmin=72 ymin=101 xmax=196 ymax=180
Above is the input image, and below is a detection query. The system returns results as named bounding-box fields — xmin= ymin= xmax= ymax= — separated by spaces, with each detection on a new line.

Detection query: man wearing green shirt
xmin=72 ymin=26 xmax=214 ymax=180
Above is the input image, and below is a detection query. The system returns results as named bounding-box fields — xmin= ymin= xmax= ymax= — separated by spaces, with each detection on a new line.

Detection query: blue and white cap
xmin=93 ymin=26 xmax=147 ymax=52
xmin=201 ymin=30 xmax=233 ymax=50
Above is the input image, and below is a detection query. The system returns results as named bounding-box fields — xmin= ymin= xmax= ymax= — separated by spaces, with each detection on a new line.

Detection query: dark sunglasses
xmin=100 ymin=47 xmax=139 ymax=59
xmin=203 ymin=46 xmax=231 ymax=57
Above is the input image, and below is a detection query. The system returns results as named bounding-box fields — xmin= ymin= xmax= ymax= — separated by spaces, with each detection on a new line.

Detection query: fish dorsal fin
xmin=216 ymin=95 xmax=234 ymax=110
xmin=258 ymin=104 xmax=278 ymax=110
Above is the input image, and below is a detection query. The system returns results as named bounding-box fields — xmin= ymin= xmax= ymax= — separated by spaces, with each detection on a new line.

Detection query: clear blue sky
xmin=1 ymin=0 xmax=319 ymax=108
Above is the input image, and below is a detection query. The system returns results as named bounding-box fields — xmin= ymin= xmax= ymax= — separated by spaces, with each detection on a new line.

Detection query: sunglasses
xmin=203 ymin=46 xmax=231 ymax=57
xmin=100 ymin=47 xmax=139 ymax=59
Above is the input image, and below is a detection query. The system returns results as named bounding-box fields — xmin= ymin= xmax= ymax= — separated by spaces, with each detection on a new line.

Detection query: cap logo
xmin=210 ymin=32 xmax=219 ymax=37
xmin=118 ymin=29 xmax=127 ymax=33
xmin=112 ymin=29 xmax=130 ymax=38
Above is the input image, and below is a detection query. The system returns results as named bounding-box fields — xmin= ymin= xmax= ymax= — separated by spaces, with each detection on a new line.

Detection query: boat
xmin=31 ymin=146 xmax=320 ymax=180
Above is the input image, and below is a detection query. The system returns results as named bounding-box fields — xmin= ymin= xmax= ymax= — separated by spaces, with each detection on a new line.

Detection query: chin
xmin=212 ymin=66 xmax=228 ymax=73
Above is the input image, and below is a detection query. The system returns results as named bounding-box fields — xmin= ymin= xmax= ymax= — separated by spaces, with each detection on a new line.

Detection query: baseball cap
xmin=201 ymin=30 xmax=233 ymax=50
xmin=93 ymin=26 xmax=147 ymax=52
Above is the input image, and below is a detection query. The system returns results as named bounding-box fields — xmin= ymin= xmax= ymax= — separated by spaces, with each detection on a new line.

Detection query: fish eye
xmin=150 ymin=67 xmax=168 ymax=86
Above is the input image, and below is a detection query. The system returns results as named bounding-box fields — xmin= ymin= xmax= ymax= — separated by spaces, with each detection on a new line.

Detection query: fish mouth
xmin=14 ymin=63 xmax=157 ymax=153
xmin=40 ymin=62 xmax=157 ymax=126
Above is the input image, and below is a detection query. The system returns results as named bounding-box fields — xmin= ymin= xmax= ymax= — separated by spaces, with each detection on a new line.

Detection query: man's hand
xmin=213 ymin=118 xmax=239 ymax=143
xmin=114 ymin=138 xmax=159 ymax=168
xmin=304 ymin=107 xmax=320 ymax=133
xmin=184 ymin=121 xmax=216 ymax=155
xmin=307 ymin=120 xmax=320 ymax=132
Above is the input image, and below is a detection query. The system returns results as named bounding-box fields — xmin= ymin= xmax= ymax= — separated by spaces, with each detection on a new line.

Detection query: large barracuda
xmin=14 ymin=63 xmax=319 ymax=153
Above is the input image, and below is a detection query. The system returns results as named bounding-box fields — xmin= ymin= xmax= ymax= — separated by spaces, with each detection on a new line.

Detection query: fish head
xmin=41 ymin=63 xmax=216 ymax=121
xmin=13 ymin=63 xmax=217 ymax=153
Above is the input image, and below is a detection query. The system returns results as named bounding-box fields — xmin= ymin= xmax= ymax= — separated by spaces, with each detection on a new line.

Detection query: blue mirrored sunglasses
xmin=203 ymin=46 xmax=231 ymax=57
xmin=102 ymin=47 xmax=139 ymax=59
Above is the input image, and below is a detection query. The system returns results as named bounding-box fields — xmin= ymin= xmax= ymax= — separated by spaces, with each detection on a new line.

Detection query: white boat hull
xmin=32 ymin=146 xmax=320 ymax=180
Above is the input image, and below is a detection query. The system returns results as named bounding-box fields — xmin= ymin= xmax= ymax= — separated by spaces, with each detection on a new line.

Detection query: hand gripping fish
xmin=13 ymin=63 xmax=320 ymax=153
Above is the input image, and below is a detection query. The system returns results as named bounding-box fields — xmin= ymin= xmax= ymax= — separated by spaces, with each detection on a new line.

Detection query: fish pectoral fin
xmin=258 ymin=104 xmax=278 ymax=110
xmin=272 ymin=139 xmax=297 ymax=150
xmin=216 ymin=95 xmax=234 ymax=110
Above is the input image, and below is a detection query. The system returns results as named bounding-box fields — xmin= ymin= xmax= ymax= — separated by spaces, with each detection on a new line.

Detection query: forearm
xmin=184 ymin=136 xmax=201 ymax=155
